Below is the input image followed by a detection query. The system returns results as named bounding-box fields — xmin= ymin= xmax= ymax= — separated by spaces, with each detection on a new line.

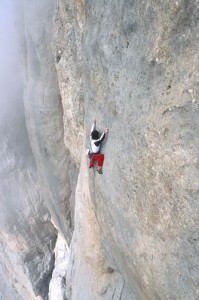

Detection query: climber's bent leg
xmin=95 ymin=153 xmax=104 ymax=167
xmin=88 ymin=153 xmax=94 ymax=168
xmin=89 ymin=160 xmax=94 ymax=168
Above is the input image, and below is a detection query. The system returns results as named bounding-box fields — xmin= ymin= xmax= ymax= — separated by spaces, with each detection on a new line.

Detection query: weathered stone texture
xmin=21 ymin=0 xmax=79 ymax=241
xmin=63 ymin=153 xmax=133 ymax=300
xmin=54 ymin=0 xmax=199 ymax=299
xmin=52 ymin=0 xmax=84 ymax=166
xmin=82 ymin=1 xmax=199 ymax=299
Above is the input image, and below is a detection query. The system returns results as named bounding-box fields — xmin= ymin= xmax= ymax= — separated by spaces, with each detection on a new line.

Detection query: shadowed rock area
xmin=1 ymin=0 xmax=198 ymax=299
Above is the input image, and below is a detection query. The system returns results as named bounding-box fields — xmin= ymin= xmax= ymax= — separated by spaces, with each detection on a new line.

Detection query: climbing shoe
xmin=97 ymin=168 xmax=103 ymax=174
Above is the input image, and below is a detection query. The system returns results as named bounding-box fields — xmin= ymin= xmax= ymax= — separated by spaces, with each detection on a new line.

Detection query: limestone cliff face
xmin=52 ymin=1 xmax=199 ymax=299
xmin=21 ymin=0 xmax=79 ymax=241
xmin=1 ymin=0 xmax=199 ymax=299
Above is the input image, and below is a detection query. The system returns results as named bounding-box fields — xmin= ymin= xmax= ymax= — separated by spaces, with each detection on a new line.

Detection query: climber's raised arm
xmin=90 ymin=118 xmax=96 ymax=137
xmin=94 ymin=128 xmax=109 ymax=147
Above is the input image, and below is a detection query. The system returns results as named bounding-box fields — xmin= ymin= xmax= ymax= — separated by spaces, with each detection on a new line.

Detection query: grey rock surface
xmin=48 ymin=233 xmax=69 ymax=300
xmin=53 ymin=0 xmax=199 ymax=299
xmin=64 ymin=153 xmax=133 ymax=300
xmin=21 ymin=0 xmax=78 ymax=241
xmin=0 ymin=136 xmax=56 ymax=299
xmin=52 ymin=0 xmax=84 ymax=167
xmin=82 ymin=1 xmax=199 ymax=299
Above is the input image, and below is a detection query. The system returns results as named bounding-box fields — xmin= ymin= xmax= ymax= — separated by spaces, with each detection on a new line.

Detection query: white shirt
xmin=90 ymin=122 xmax=105 ymax=153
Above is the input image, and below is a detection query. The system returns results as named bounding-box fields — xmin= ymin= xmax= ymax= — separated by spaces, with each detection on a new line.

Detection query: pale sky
xmin=0 ymin=0 xmax=22 ymax=124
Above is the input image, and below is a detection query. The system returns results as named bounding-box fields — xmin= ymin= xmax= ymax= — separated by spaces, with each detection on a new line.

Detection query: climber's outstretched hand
xmin=104 ymin=128 xmax=109 ymax=134
xmin=93 ymin=118 xmax=96 ymax=124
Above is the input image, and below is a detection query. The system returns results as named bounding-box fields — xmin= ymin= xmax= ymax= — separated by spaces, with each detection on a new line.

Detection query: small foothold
xmin=56 ymin=55 xmax=61 ymax=63
xmin=107 ymin=267 xmax=114 ymax=273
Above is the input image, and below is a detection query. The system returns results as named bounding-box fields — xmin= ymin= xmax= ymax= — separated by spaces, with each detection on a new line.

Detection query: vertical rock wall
xmin=53 ymin=0 xmax=199 ymax=299
xmin=52 ymin=0 xmax=85 ymax=226
xmin=21 ymin=0 xmax=78 ymax=241
xmin=83 ymin=1 xmax=199 ymax=299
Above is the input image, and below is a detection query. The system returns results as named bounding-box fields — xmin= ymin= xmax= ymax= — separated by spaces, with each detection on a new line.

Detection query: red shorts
xmin=89 ymin=153 xmax=104 ymax=168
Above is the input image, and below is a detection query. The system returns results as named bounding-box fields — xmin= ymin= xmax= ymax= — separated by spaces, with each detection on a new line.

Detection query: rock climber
xmin=86 ymin=118 xmax=109 ymax=174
